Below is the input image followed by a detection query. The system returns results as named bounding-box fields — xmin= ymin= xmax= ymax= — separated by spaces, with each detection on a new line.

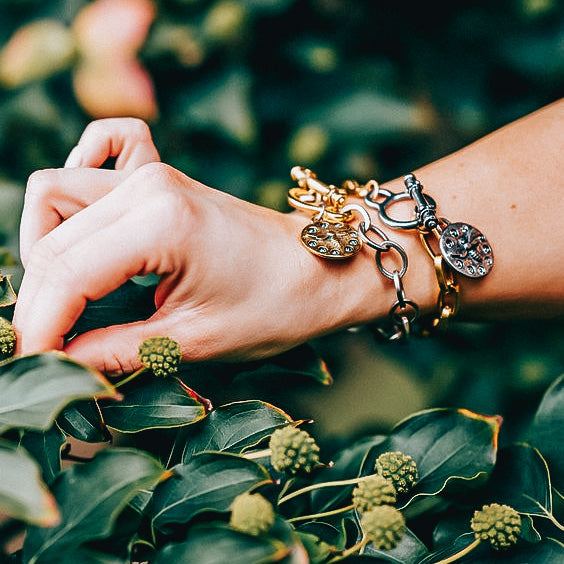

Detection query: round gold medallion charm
xmin=301 ymin=220 xmax=361 ymax=259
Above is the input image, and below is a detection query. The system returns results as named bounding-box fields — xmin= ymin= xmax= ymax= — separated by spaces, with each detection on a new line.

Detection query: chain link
xmin=288 ymin=168 xmax=421 ymax=342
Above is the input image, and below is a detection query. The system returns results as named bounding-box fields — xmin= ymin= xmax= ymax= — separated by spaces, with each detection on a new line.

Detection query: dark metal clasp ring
xmin=364 ymin=188 xmax=436 ymax=230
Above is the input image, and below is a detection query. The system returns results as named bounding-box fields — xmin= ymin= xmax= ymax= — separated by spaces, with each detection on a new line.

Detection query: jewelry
xmin=364 ymin=173 xmax=494 ymax=330
xmin=288 ymin=167 xmax=419 ymax=341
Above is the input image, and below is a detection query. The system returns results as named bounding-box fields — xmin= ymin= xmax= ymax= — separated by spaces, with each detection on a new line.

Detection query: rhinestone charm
xmin=439 ymin=222 xmax=494 ymax=278
xmin=301 ymin=219 xmax=361 ymax=259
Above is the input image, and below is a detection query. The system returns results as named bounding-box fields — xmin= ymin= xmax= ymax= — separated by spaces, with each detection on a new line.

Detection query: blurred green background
xmin=0 ymin=0 xmax=562 ymax=449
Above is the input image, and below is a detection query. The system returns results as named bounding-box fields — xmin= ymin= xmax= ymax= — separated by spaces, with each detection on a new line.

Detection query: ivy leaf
xmin=147 ymin=451 xmax=272 ymax=537
xmin=234 ymin=344 xmax=333 ymax=386
xmin=361 ymin=408 xmax=501 ymax=509
xmin=363 ymin=528 xmax=429 ymax=562
xmin=478 ymin=443 xmax=553 ymax=521
xmin=0 ymin=273 xmax=17 ymax=307
xmin=57 ymin=400 xmax=111 ymax=443
xmin=17 ymin=425 xmax=66 ymax=484
xmin=296 ymin=531 xmax=334 ymax=564
xmin=0 ymin=352 xmax=119 ymax=432
xmin=310 ymin=435 xmax=387 ymax=513
xmin=181 ymin=400 xmax=294 ymax=463
xmin=152 ymin=523 xmax=289 ymax=564
xmin=527 ymin=374 xmax=564 ymax=495
xmin=0 ymin=248 xmax=18 ymax=266
xmin=0 ymin=440 xmax=60 ymax=527
xmin=22 ymin=448 xmax=166 ymax=563
xmin=69 ymin=279 xmax=156 ymax=337
xmin=58 ymin=548 xmax=128 ymax=563
xmin=99 ymin=376 xmax=208 ymax=433
xmin=448 ymin=537 xmax=564 ymax=563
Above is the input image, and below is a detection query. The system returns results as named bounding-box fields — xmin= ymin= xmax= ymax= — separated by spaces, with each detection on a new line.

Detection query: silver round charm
xmin=301 ymin=220 xmax=361 ymax=259
xmin=439 ymin=222 xmax=493 ymax=278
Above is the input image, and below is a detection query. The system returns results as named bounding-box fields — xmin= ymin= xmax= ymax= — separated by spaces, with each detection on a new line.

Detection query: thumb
xmin=64 ymin=319 xmax=175 ymax=376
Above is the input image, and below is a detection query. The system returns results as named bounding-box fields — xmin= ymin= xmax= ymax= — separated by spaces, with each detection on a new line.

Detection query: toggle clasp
xmin=363 ymin=178 xmax=437 ymax=231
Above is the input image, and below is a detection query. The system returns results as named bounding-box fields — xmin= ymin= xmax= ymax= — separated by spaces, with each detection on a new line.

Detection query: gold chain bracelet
xmin=287 ymin=166 xmax=419 ymax=341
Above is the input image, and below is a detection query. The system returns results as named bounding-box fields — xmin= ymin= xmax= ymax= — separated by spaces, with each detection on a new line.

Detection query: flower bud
xmin=229 ymin=492 xmax=275 ymax=536
xmin=269 ymin=425 xmax=320 ymax=475
xmin=0 ymin=317 xmax=16 ymax=360
xmin=375 ymin=451 xmax=418 ymax=493
xmin=353 ymin=474 xmax=397 ymax=513
xmin=138 ymin=336 xmax=181 ymax=377
xmin=471 ymin=503 xmax=521 ymax=549
xmin=361 ymin=505 xmax=406 ymax=550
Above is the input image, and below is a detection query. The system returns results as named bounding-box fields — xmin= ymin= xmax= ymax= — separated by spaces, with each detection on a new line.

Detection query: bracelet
xmin=287 ymin=166 xmax=419 ymax=341
xmin=364 ymin=172 xmax=494 ymax=331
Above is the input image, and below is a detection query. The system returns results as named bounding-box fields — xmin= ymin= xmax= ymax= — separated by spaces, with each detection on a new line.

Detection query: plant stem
xmin=242 ymin=448 xmax=271 ymax=460
xmin=287 ymin=503 xmax=355 ymax=523
xmin=327 ymin=537 xmax=369 ymax=562
xmin=433 ymin=538 xmax=481 ymax=564
xmin=278 ymin=475 xmax=370 ymax=504
xmin=114 ymin=367 xmax=147 ymax=389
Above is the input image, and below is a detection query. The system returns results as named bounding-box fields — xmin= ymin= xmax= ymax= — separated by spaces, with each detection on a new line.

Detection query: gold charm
xmin=301 ymin=219 xmax=361 ymax=259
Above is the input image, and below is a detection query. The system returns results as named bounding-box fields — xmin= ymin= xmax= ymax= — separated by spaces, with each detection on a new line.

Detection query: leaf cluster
xmin=0 ymin=281 xmax=562 ymax=563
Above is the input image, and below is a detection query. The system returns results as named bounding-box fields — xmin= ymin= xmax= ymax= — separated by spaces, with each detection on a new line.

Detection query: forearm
xmin=409 ymin=98 xmax=564 ymax=320
xmin=312 ymin=98 xmax=564 ymax=335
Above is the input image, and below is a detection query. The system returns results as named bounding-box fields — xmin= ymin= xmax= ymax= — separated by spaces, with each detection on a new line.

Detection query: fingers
xmin=14 ymin=170 xmax=176 ymax=356
xmin=64 ymin=117 xmax=160 ymax=171
xmin=19 ymin=167 xmax=128 ymax=267
xmin=64 ymin=319 xmax=171 ymax=375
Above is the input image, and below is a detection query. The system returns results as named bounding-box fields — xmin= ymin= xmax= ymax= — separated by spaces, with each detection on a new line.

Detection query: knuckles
xmin=25 ymin=168 xmax=61 ymax=204
xmin=81 ymin=117 xmax=153 ymax=143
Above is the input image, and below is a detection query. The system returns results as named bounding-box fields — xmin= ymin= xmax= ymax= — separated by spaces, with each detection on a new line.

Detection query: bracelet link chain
xmin=287 ymin=167 xmax=419 ymax=342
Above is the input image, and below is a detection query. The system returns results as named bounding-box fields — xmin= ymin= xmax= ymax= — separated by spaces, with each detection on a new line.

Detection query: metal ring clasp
xmin=364 ymin=187 xmax=436 ymax=231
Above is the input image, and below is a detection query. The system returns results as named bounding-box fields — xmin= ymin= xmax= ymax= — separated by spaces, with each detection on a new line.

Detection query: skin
xmin=12 ymin=98 xmax=564 ymax=375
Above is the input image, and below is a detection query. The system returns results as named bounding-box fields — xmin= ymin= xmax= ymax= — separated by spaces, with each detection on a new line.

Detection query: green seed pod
xmin=0 ymin=317 xmax=16 ymax=360
xmin=360 ymin=505 xmax=406 ymax=550
xmin=471 ymin=503 xmax=521 ymax=550
xmin=375 ymin=451 xmax=418 ymax=493
xmin=269 ymin=425 xmax=320 ymax=475
xmin=352 ymin=474 xmax=397 ymax=512
xmin=138 ymin=336 xmax=181 ymax=377
xmin=229 ymin=492 xmax=275 ymax=536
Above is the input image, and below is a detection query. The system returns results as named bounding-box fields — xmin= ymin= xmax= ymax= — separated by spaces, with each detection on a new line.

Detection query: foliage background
xmin=0 ymin=0 xmax=563 ymax=449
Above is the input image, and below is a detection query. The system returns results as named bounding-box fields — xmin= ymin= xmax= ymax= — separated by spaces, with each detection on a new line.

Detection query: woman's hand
xmin=14 ymin=118 xmax=388 ymax=374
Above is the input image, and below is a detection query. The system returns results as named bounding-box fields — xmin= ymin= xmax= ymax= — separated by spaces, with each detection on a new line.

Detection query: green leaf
xmin=234 ymin=344 xmax=333 ymax=386
xmin=57 ymin=548 xmax=128 ymax=564
xmin=363 ymin=528 xmax=429 ymax=562
xmin=479 ymin=443 xmax=553 ymax=519
xmin=57 ymin=400 xmax=111 ymax=443
xmin=152 ymin=523 xmax=289 ymax=564
xmin=17 ymin=425 xmax=66 ymax=484
xmin=0 ymin=439 xmax=60 ymax=527
xmin=148 ymin=451 xmax=272 ymax=537
xmin=310 ymin=435 xmax=387 ymax=513
xmin=22 ymin=448 xmax=166 ymax=564
xmin=99 ymin=376 xmax=208 ymax=433
xmin=0 ymin=247 xmax=18 ymax=266
xmin=181 ymin=400 xmax=294 ymax=462
xmin=296 ymin=531 xmax=334 ymax=564
xmin=528 ymin=374 xmax=564 ymax=494
xmin=460 ymin=537 xmax=564 ymax=563
xmin=178 ymin=71 xmax=257 ymax=146
xmin=0 ymin=273 xmax=17 ymax=307
xmin=362 ymin=408 xmax=501 ymax=508
xmin=302 ymin=90 xmax=430 ymax=140
xmin=69 ymin=280 xmax=156 ymax=338
xmin=0 ymin=352 xmax=119 ymax=431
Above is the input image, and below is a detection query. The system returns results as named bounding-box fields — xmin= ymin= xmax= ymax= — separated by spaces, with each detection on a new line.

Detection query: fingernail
xmin=64 ymin=146 xmax=82 ymax=168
